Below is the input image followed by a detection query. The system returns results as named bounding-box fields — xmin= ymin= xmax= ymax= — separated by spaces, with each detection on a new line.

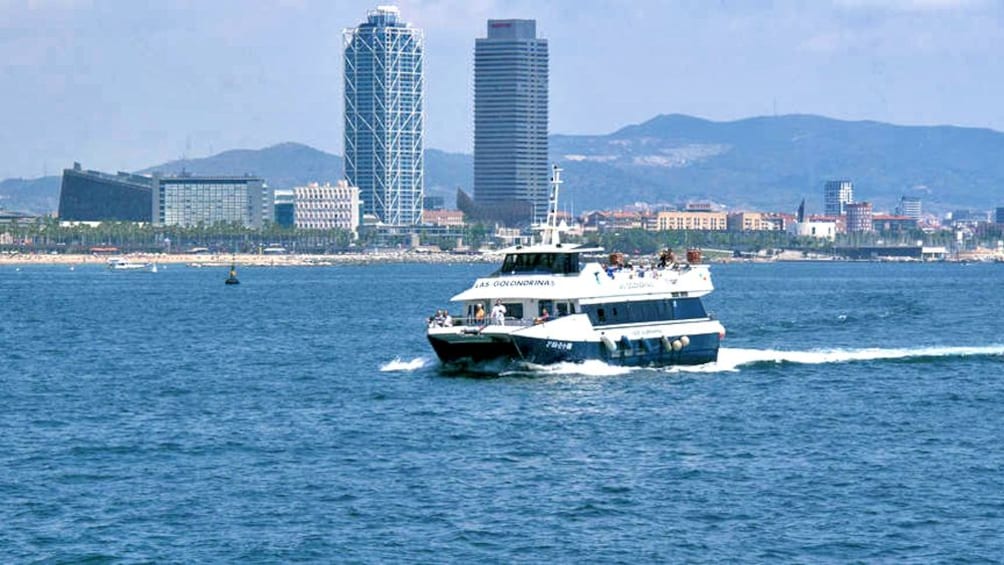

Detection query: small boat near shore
xmin=107 ymin=258 xmax=149 ymax=271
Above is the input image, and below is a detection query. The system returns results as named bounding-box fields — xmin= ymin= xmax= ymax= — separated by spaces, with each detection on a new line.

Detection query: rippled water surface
xmin=2 ymin=261 xmax=1003 ymax=561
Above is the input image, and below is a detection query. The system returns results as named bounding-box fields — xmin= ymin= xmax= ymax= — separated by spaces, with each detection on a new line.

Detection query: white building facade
xmin=294 ymin=181 xmax=361 ymax=233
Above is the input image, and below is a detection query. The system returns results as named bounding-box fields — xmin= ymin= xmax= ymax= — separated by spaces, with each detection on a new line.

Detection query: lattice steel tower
xmin=344 ymin=6 xmax=424 ymax=225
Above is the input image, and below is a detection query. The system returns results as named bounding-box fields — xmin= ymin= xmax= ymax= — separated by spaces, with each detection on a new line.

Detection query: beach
xmin=0 ymin=250 xmax=499 ymax=267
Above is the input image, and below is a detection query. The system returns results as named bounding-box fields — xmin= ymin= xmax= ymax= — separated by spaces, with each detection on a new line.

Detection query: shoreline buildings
xmin=58 ymin=163 xmax=271 ymax=228
xmin=344 ymin=6 xmax=424 ymax=226
xmin=473 ymin=19 xmax=549 ymax=225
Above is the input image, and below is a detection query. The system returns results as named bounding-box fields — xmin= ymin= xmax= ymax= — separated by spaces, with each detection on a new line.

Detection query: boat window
xmin=673 ymin=298 xmax=707 ymax=320
xmin=582 ymin=298 xmax=708 ymax=326
xmin=499 ymin=253 xmax=581 ymax=275
xmin=503 ymin=303 xmax=524 ymax=320
xmin=539 ymin=300 xmax=554 ymax=317
xmin=556 ymin=302 xmax=569 ymax=316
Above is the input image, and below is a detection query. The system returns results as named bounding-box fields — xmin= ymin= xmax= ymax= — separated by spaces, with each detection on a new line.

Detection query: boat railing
xmin=426 ymin=315 xmax=536 ymax=329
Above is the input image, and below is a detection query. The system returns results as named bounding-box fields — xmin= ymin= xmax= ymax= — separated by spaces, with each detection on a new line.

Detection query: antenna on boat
xmin=538 ymin=164 xmax=563 ymax=246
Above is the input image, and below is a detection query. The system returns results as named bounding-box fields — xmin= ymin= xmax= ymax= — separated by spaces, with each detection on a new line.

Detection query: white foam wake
xmin=379 ymin=357 xmax=431 ymax=372
xmin=710 ymin=345 xmax=1004 ymax=372
xmin=511 ymin=359 xmax=634 ymax=377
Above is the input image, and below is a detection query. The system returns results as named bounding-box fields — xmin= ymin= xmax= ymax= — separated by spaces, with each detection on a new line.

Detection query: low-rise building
xmin=293 ymin=180 xmax=361 ymax=233
xmin=727 ymin=211 xmax=778 ymax=232
xmin=789 ymin=220 xmax=837 ymax=240
xmin=872 ymin=214 xmax=918 ymax=233
xmin=656 ymin=211 xmax=727 ymax=231
xmin=422 ymin=209 xmax=465 ymax=227
xmin=846 ymin=202 xmax=874 ymax=232
xmin=153 ymin=174 xmax=270 ymax=228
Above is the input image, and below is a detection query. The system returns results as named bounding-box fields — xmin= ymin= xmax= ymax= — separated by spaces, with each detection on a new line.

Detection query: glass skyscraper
xmin=824 ymin=180 xmax=854 ymax=216
xmin=344 ymin=6 xmax=424 ymax=226
xmin=474 ymin=19 xmax=549 ymax=225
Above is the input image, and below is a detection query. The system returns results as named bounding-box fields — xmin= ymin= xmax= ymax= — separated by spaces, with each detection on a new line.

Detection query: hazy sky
xmin=1 ymin=0 xmax=1002 ymax=179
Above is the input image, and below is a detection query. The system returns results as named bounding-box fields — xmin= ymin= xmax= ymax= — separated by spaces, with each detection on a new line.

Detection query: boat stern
xmin=426 ymin=325 xmax=523 ymax=364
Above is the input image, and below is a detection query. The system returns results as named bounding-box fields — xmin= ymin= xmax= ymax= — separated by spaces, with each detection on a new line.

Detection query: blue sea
xmin=2 ymin=261 xmax=1003 ymax=562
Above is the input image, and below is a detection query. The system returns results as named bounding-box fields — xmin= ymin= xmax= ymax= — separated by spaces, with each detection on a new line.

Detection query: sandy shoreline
xmin=0 ymin=251 xmax=499 ymax=267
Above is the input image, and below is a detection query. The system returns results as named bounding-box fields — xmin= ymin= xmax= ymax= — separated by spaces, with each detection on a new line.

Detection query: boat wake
xmin=379 ymin=357 xmax=432 ymax=372
xmin=711 ymin=345 xmax=1004 ymax=372
xmin=504 ymin=360 xmax=635 ymax=378
xmin=384 ymin=345 xmax=1004 ymax=377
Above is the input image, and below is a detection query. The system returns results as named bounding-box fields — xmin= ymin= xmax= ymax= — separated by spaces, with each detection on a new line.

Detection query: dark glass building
xmin=58 ymin=163 xmax=154 ymax=221
xmin=474 ymin=19 xmax=548 ymax=225
xmin=422 ymin=195 xmax=445 ymax=211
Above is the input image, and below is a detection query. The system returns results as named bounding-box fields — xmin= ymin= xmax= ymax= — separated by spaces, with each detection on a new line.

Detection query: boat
xmin=225 ymin=263 xmax=240 ymax=285
xmin=426 ymin=166 xmax=726 ymax=368
xmin=107 ymin=258 xmax=149 ymax=271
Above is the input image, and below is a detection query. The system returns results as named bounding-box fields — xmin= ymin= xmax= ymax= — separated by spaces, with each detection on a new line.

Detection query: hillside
xmin=551 ymin=114 xmax=1004 ymax=213
xmin=3 ymin=114 xmax=1003 ymax=215
xmin=0 ymin=176 xmax=60 ymax=215
xmin=142 ymin=143 xmax=470 ymax=207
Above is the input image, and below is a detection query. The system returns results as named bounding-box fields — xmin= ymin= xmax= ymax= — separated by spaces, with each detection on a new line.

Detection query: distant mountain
xmin=3 ymin=114 xmax=1003 ymax=215
xmin=140 ymin=142 xmax=340 ymax=188
xmin=0 ymin=176 xmax=60 ymax=215
xmin=551 ymin=114 xmax=1004 ymax=213
xmin=141 ymin=142 xmax=470 ymax=206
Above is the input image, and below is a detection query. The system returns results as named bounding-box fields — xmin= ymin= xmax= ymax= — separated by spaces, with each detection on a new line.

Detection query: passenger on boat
xmin=659 ymin=248 xmax=677 ymax=268
xmin=491 ymin=299 xmax=507 ymax=326
xmin=534 ymin=308 xmax=550 ymax=325
xmin=475 ymin=303 xmax=486 ymax=324
xmin=442 ymin=312 xmax=453 ymax=327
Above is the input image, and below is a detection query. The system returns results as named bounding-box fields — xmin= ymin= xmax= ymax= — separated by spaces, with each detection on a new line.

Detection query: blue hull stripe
xmin=429 ymin=332 xmax=720 ymax=367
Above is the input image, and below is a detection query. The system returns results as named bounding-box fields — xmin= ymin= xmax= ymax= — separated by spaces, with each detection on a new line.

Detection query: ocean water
xmin=2 ymin=261 xmax=1003 ymax=562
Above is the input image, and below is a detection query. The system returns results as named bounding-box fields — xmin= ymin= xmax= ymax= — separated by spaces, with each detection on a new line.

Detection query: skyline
xmin=2 ymin=0 xmax=1003 ymax=180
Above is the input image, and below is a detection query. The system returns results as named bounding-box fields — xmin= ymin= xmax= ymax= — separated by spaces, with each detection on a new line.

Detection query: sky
xmin=1 ymin=0 xmax=1002 ymax=180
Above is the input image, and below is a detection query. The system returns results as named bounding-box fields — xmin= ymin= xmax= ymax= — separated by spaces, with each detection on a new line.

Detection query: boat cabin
xmin=460 ymin=298 xmax=578 ymax=325
xmin=497 ymin=251 xmax=581 ymax=276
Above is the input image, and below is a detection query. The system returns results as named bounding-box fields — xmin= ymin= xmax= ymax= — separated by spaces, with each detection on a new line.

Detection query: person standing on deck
xmin=491 ymin=299 xmax=507 ymax=325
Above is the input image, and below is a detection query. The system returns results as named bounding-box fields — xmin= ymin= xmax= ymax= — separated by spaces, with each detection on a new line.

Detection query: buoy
xmin=671 ymin=339 xmax=683 ymax=351
xmin=661 ymin=336 xmax=673 ymax=352
xmin=718 ymin=329 xmax=726 ymax=340
xmin=680 ymin=335 xmax=690 ymax=347
xmin=600 ymin=334 xmax=617 ymax=352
